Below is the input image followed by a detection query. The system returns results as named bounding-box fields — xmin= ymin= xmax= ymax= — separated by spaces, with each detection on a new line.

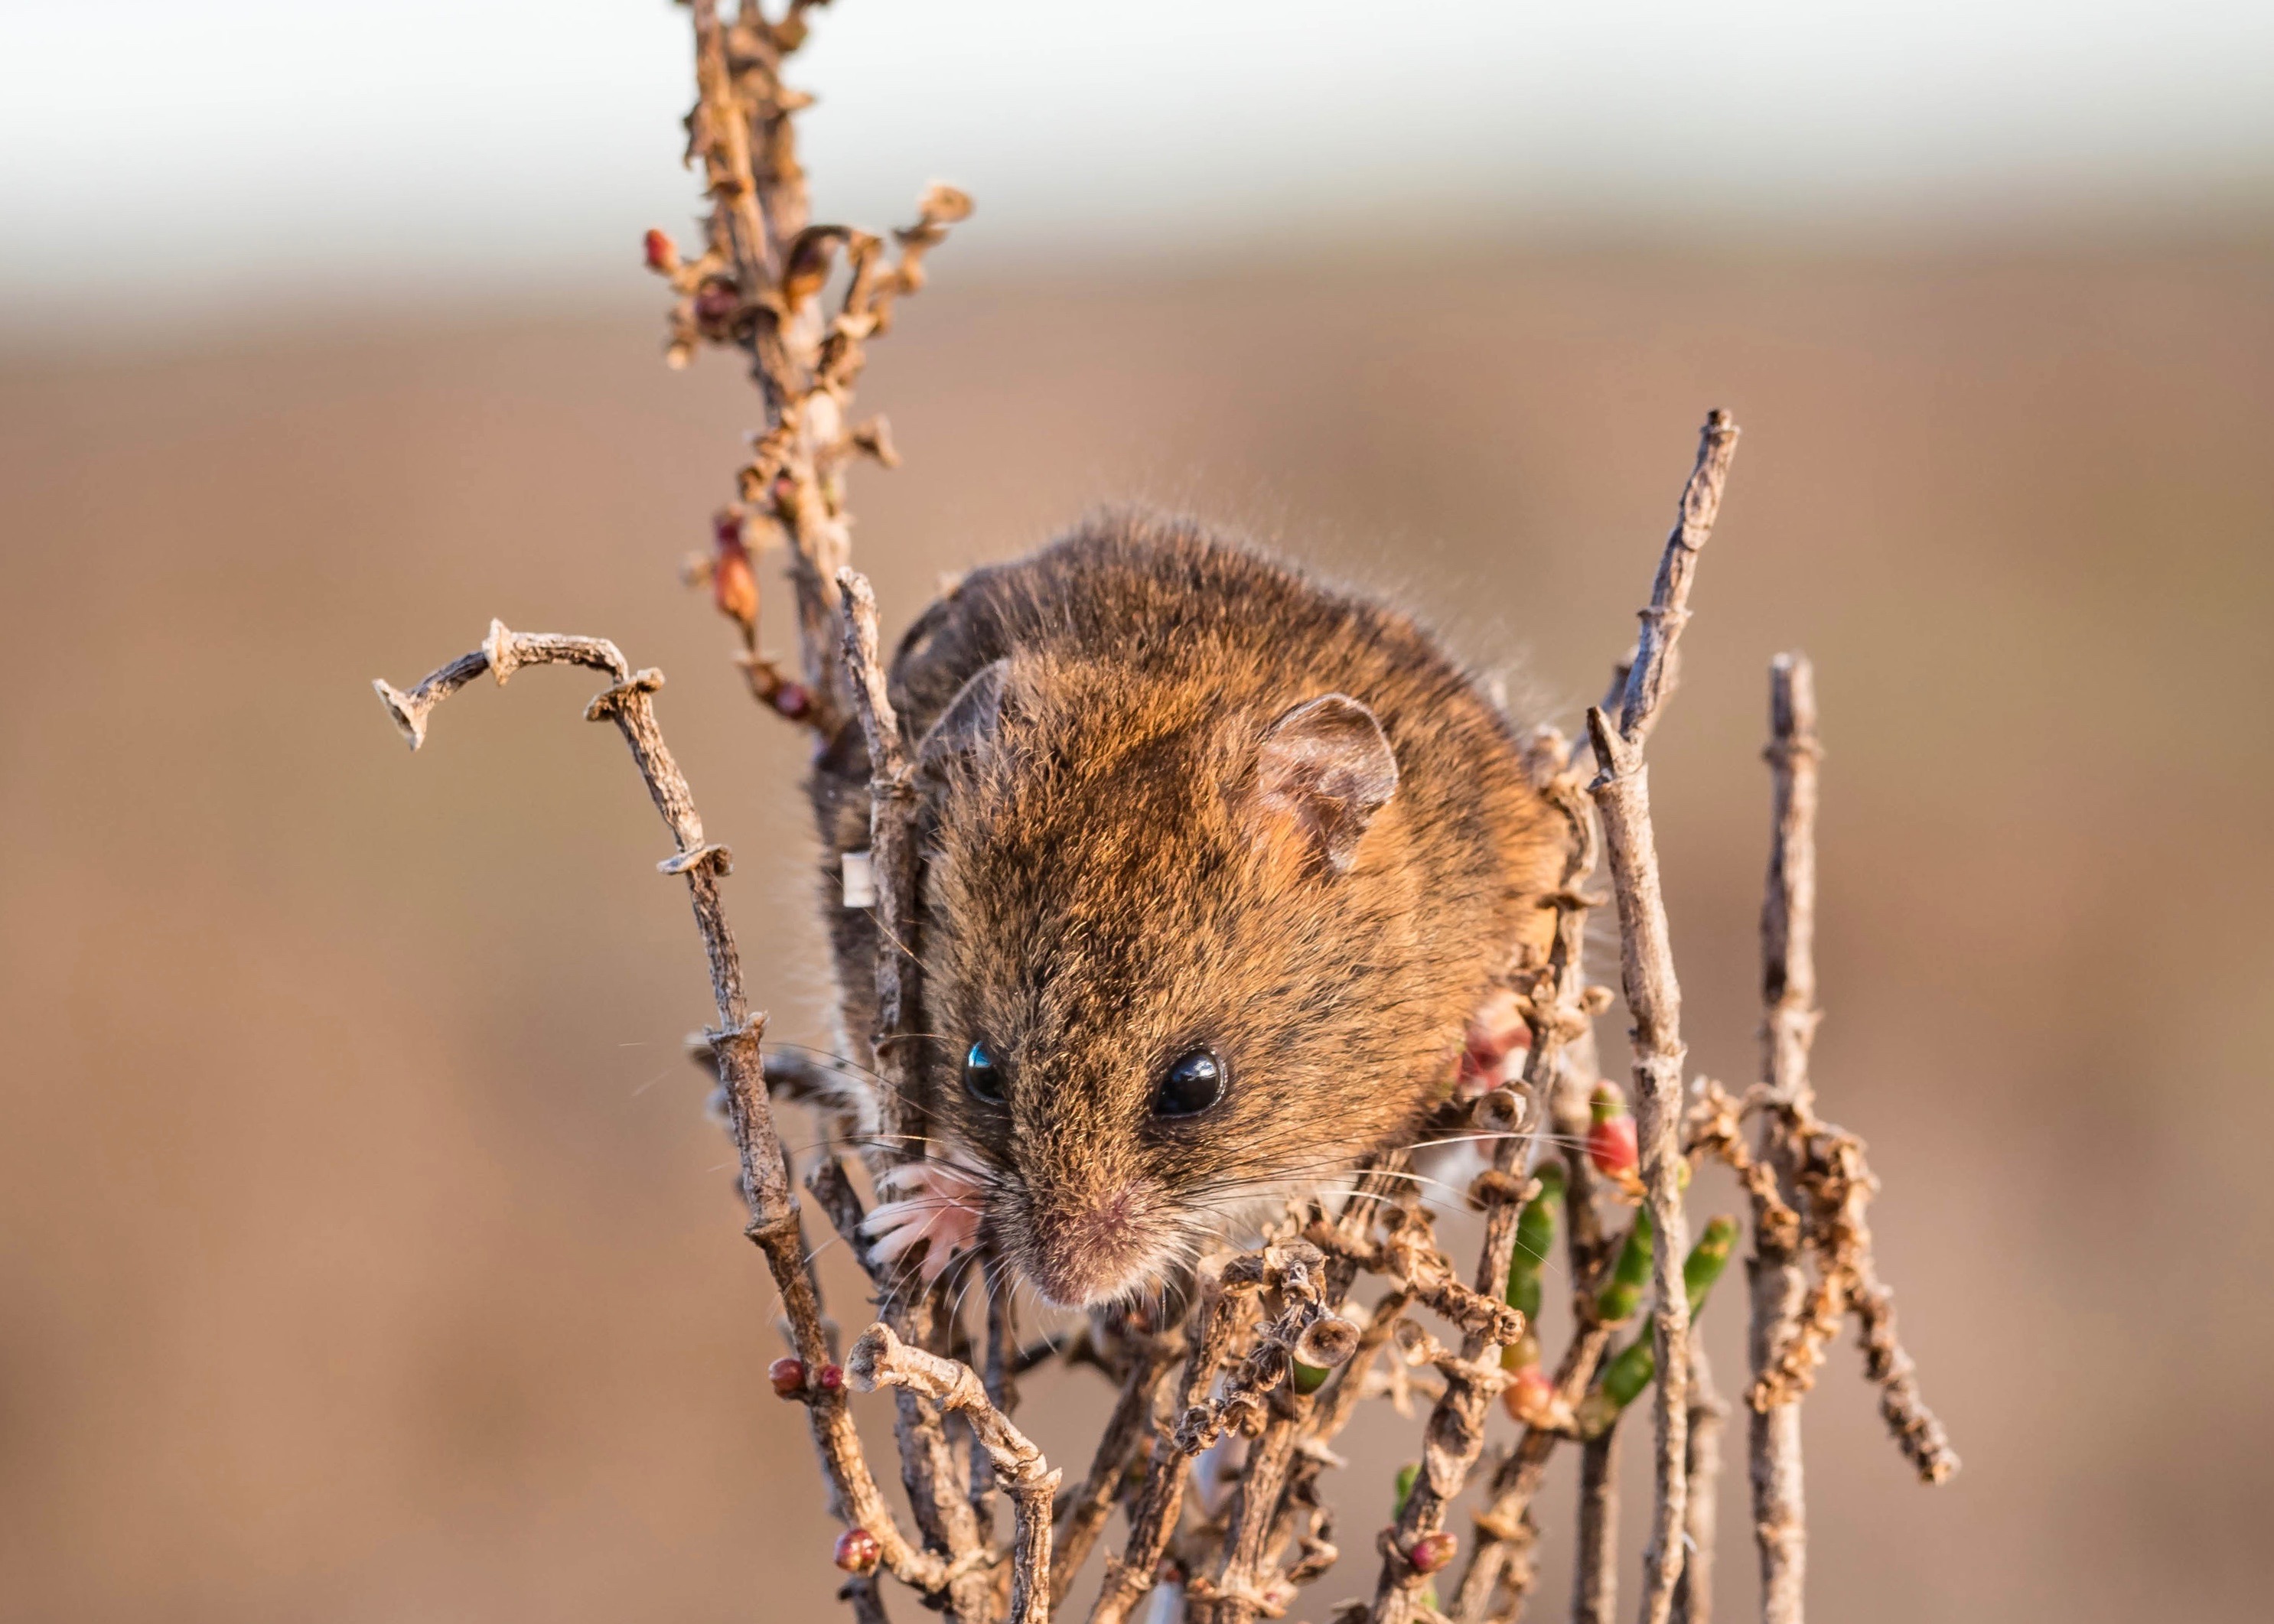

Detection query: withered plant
xmin=374 ymin=6 xmax=1956 ymax=1622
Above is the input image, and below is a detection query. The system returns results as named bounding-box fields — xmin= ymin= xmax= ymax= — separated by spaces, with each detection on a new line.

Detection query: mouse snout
xmin=1017 ymin=1179 xmax=1171 ymax=1308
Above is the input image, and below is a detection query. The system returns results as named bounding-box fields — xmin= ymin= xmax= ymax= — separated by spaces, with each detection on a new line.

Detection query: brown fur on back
xmin=811 ymin=512 xmax=1562 ymax=1303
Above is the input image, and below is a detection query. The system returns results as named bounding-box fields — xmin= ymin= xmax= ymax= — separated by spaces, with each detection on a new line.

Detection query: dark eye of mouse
xmin=963 ymin=1039 xmax=1005 ymax=1105
xmin=1154 ymin=1049 xmax=1226 ymax=1118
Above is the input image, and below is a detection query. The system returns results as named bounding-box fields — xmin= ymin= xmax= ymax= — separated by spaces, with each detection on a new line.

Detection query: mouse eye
xmin=1154 ymin=1049 xmax=1226 ymax=1118
xmin=963 ymin=1039 xmax=1005 ymax=1105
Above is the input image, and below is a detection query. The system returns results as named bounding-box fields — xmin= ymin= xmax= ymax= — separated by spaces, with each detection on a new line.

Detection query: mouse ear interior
xmin=914 ymin=658 xmax=1010 ymax=776
xmin=1250 ymin=693 xmax=1399 ymax=874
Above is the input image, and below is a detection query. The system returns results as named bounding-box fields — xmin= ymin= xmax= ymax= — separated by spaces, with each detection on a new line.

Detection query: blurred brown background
xmin=5 ymin=216 xmax=2274 ymax=1624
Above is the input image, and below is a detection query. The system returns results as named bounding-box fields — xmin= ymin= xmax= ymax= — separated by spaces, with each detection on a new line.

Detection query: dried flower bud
xmin=1294 ymin=1313 xmax=1361 ymax=1370
xmin=1221 ymin=1391 xmax=1266 ymax=1438
xmin=1504 ymin=1363 xmax=1559 ymax=1427
xmin=767 ymin=1356 xmax=806 ymax=1398
xmin=773 ymin=681 xmax=813 ymax=722
xmin=832 ymin=1527 xmax=881 ymax=1574
xmin=920 ymin=183 xmax=975 ymax=224
xmin=1407 ymin=1531 xmax=1458 ymax=1574
xmin=693 ymin=278 xmax=741 ymax=329
xmin=1474 ymin=1086 xmax=1526 ymax=1135
xmin=643 ymin=228 xmax=679 ymax=275
xmin=710 ymin=510 xmax=758 ymax=630
xmin=815 ymin=1362 xmax=845 ymax=1395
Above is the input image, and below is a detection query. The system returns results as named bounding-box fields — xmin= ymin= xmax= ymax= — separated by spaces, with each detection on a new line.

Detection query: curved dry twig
xmin=372 ymin=622 xmax=950 ymax=1595
xmin=852 ymin=1323 xmax=1064 ymax=1624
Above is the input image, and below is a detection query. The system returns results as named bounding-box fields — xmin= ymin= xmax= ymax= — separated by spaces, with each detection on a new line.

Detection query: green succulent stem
xmin=1505 ymin=1161 xmax=1566 ymax=1320
xmin=1577 ymin=1216 xmax=1741 ymax=1438
xmin=1595 ymin=1206 xmax=1655 ymax=1323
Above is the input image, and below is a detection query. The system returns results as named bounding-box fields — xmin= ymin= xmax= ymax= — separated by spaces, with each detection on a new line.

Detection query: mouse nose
xmin=1022 ymin=1182 xmax=1163 ymax=1308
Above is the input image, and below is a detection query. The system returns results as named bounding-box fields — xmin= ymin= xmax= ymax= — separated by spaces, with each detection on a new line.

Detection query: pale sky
xmin=3 ymin=1 xmax=2270 ymax=328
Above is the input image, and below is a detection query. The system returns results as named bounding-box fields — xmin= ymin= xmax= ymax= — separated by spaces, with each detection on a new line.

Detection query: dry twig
xmin=1672 ymin=1346 xmax=1728 ymax=1624
xmin=1735 ymin=657 xmax=1958 ymax=1490
xmin=373 ymin=624 xmax=951 ymax=1596
xmin=656 ymin=0 xmax=969 ymax=731
xmin=1748 ymin=653 xmax=1818 ymax=1622
xmin=1446 ymin=726 xmax=1623 ymax=1624
xmin=852 ymin=1323 xmax=1064 ymax=1624
xmin=1585 ymin=409 xmax=1741 ymax=1624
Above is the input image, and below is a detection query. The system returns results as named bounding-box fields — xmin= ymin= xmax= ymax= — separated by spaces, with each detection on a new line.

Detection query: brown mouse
xmin=810 ymin=512 xmax=1562 ymax=1308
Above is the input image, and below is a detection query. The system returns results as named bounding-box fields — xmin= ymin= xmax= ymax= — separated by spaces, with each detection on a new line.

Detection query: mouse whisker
xmin=800 ymin=1229 xmax=849 ymax=1271
xmin=944 ymin=1251 xmax=988 ymax=1333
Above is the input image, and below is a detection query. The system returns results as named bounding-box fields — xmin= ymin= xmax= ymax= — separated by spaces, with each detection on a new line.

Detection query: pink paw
xmin=862 ymin=1157 xmax=989 ymax=1284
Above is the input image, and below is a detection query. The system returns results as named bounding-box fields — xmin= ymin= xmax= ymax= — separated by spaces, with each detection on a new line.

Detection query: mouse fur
xmin=810 ymin=510 xmax=1563 ymax=1307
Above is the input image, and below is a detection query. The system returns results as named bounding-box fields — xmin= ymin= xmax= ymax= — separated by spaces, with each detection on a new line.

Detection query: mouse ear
xmin=1250 ymin=693 xmax=1399 ymax=874
xmin=914 ymin=658 xmax=1010 ymax=775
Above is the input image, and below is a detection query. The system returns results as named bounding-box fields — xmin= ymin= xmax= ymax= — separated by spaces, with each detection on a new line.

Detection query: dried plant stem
xmin=1848 ymin=1262 xmax=1956 ymax=1483
xmin=666 ymin=2 xmax=967 ymax=731
xmin=894 ymin=1294 xmax=995 ymax=1623
xmin=1585 ymin=408 xmax=1741 ymax=1624
xmin=1367 ymin=1160 xmax=1532 ymax=1622
xmin=1449 ymin=730 xmax=1613 ymax=1624
xmin=852 ymin=1323 xmax=1064 ymax=1624
xmin=1051 ymin=1333 xmax=1187 ymax=1602
xmin=834 ymin=568 xmax=920 ymax=1133
xmin=835 ymin=568 xmax=997 ymax=1622
xmin=1090 ymin=1280 xmax=1249 ymax=1624
xmin=1749 ymin=653 xmax=1818 ymax=1624
xmin=1449 ymin=1316 xmax=1614 ymax=1624
xmin=372 ymin=624 xmax=947 ymax=1593
xmin=1672 ymin=1346 xmax=1725 ymax=1624
xmin=1204 ymin=1393 xmax=1315 ymax=1624
xmin=1575 ymin=1429 xmax=1621 ymax=1624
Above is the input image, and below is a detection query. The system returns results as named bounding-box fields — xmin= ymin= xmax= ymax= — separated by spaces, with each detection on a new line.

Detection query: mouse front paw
xmin=862 ymin=1156 xmax=988 ymax=1284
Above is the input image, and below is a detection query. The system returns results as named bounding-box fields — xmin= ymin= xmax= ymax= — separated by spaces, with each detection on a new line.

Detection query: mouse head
xmin=895 ymin=653 xmax=1463 ymax=1308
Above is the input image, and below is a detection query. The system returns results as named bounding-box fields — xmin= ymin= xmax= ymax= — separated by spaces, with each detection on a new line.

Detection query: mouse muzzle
xmin=1008 ymin=1177 xmax=1179 ymax=1308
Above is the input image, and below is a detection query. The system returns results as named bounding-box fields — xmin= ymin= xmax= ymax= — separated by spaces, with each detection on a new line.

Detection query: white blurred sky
xmin=3 ymin=1 xmax=2271 ymax=329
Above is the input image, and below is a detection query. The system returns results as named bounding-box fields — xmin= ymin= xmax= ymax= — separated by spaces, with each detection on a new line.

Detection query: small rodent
xmin=812 ymin=512 xmax=1562 ymax=1308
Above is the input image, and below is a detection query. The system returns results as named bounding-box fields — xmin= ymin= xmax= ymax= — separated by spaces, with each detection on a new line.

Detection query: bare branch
xmin=1446 ymin=724 xmax=1618 ymax=1621
xmin=1745 ymin=656 xmax=1958 ymax=1492
xmin=1671 ymin=1346 xmax=1727 ymax=1624
xmin=658 ymin=5 xmax=967 ymax=731
xmin=372 ymin=624 xmax=946 ymax=1596
xmin=852 ymin=1323 xmax=1064 ymax=1624
xmin=1586 ymin=408 xmax=1741 ymax=1624
xmin=1614 ymin=412 xmax=1741 ymax=746
xmin=1574 ymin=1429 xmax=1621 ymax=1624
xmin=1088 ymin=1274 xmax=1250 ymax=1624
xmin=1051 ymin=1328 xmax=1187 ymax=1603
xmin=1750 ymin=652 xmax=1817 ymax=1623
